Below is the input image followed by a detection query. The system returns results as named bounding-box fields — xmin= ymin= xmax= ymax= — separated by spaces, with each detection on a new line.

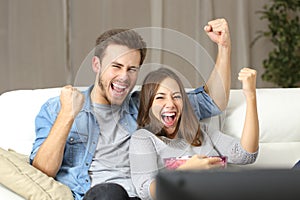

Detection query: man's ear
xmin=92 ymin=56 xmax=101 ymax=73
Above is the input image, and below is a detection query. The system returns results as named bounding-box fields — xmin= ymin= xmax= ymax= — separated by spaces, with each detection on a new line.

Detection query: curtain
xmin=0 ymin=0 xmax=275 ymax=94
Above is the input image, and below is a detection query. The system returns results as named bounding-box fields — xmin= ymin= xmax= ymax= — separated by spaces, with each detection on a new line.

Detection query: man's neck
xmin=90 ymin=86 xmax=110 ymax=105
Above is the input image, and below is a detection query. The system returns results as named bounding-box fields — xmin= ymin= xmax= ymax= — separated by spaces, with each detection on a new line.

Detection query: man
xmin=30 ymin=18 xmax=231 ymax=200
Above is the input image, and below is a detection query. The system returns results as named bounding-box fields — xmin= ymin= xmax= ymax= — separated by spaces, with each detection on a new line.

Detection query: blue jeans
xmin=83 ymin=183 xmax=141 ymax=200
xmin=293 ymin=160 xmax=300 ymax=169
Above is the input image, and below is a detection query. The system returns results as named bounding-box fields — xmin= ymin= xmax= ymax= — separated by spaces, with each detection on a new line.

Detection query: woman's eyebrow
xmin=155 ymin=92 xmax=165 ymax=95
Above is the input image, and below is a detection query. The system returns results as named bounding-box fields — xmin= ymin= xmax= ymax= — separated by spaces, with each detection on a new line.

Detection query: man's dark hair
xmin=94 ymin=29 xmax=147 ymax=65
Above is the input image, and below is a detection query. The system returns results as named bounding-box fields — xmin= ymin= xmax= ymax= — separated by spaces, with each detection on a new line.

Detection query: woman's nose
xmin=165 ymin=98 xmax=175 ymax=108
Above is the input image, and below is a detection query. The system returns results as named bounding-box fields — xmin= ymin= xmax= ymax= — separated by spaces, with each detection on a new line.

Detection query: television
xmin=156 ymin=168 xmax=300 ymax=200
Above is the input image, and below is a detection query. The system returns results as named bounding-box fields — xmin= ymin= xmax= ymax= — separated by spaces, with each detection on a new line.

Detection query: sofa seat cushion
xmin=0 ymin=147 xmax=74 ymax=200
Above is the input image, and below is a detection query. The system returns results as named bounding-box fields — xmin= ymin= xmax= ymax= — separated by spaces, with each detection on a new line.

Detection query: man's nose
xmin=118 ymin=69 xmax=129 ymax=80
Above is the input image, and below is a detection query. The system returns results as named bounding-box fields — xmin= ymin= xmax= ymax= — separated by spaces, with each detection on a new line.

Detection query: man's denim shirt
xmin=30 ymin=85 xmax=220 ymax=200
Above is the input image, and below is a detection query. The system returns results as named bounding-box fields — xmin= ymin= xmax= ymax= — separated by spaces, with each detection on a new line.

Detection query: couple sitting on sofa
xmin=27 ymin=18 xmax=259 ymax=200
xmin=28 ymin=18 xmax=260 ymax=200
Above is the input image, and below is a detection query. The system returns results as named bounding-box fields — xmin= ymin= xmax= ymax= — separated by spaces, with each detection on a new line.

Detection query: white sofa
xmin=1 ymin=87 xmax=300 ymax=199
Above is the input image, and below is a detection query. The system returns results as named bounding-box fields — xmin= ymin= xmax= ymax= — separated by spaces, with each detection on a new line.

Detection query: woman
xmin=129 ymin=68 xmax=259 ymax=200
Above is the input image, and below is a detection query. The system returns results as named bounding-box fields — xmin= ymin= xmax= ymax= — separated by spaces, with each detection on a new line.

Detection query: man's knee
xmin=83 ymin=183 xmax=130 ymax=200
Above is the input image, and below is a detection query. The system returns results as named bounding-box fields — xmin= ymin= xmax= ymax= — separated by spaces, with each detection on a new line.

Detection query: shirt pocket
xmin=64 ymin=131 xmax=88 ymax=167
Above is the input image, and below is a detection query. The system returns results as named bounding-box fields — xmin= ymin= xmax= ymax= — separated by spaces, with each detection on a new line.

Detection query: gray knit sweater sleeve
xmin=206 ymin=129 xmax=258 ymax=164
xmin=129 ymin=129 xmax=160 ymax=200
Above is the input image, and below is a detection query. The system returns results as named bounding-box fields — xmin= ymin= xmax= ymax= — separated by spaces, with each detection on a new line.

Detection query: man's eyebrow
xmin=111 ymin=62 xmax=139 ymax=68
xmin=111 ymin=61 xmax=123 ymax=66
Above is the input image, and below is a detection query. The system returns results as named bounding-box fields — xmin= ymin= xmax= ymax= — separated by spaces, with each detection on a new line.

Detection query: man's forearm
xmin=205 ymin=45 xmax=231 ymax=111
xmin=32 ymin=111 xmax=74 ymax=177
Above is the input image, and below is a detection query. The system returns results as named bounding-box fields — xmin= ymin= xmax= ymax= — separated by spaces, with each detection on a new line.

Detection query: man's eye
xmin=112 ymin=65 xmax=121 ymax=68
xmin=129 ymin=67 xmax=139 ymax=72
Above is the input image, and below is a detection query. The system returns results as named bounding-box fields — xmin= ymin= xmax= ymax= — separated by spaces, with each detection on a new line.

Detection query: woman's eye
xmin=155 ymin=96 xmax=163 ymax=100
xmin=174 ymin=95 xmax=182 ymax=99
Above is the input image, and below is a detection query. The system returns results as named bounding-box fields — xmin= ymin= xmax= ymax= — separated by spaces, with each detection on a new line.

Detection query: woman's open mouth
xmin=161 ymin=112 xmax=177 ymax=127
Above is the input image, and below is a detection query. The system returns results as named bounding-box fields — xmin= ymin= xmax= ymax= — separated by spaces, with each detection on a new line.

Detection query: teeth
xmin=112 ymin=82 xmax=127 ymax=89
xmin=162 ymin=112 xmax=175 ymax=117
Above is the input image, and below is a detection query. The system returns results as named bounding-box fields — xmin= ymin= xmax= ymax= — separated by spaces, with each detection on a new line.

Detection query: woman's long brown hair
xmin=137 ymin=68 xmax=202 ymax=146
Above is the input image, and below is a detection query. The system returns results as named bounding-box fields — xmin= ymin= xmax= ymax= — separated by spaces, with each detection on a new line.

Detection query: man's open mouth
xmin=161 ymin=112 xmax=177 ymax=127
xmin=111 ymin=82 xmax=128 ymax=97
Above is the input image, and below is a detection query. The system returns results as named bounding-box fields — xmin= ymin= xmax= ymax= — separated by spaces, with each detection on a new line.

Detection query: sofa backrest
xmin=0 ymin=88 xmax=64 ymax=154
xmin=223 ymin=88 xmax=300 ymax=142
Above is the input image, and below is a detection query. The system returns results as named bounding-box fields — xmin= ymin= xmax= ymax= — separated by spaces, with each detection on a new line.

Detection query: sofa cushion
xmin=0 ymin=147 xmax=73 ymax=200
xmin=0 ymin=88 xmax=63 ymax=155
xmin=0 ymin=87 xmax=89 ymax=155
xmin=223 ymin=88 xmax=300 ymax=142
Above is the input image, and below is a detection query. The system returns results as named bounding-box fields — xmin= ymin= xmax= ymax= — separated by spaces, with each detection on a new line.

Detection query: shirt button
xmin=69 ymin=137 xmax=74 ymax=143
xmin=85 ymin=179 xmax=89 ymax=183
xmin=85 ymin=163 xmax=89 ymax=167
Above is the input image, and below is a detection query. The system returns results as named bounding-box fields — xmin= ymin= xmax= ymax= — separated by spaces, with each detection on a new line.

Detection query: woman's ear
xmin=92 ymin=56 xmax=101 ymax=73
